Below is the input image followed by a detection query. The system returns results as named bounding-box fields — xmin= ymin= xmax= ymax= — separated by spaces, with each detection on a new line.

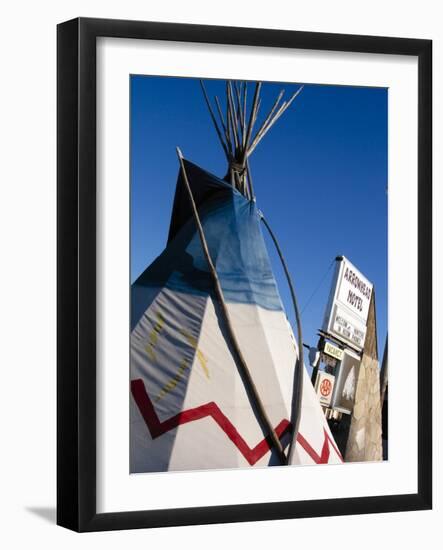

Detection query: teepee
xmin=130 ymin=80 xmax=342 ymax=472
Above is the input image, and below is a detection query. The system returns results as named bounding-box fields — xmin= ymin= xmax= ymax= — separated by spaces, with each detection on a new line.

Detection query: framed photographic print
xmin=57 ymin=17 xmax=432 ymax=531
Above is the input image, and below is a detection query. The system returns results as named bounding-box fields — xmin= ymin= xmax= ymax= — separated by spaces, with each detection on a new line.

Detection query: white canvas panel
xmin=131 ymin=287 xmax=342 ymax=472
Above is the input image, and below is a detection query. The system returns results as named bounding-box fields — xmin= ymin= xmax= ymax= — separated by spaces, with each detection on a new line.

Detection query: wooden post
xmin=248 ymin=86 xmax=304 ymax=156
xmin=176 ymin=148 xmax=287 ymax=465
xmin=311 ymin=335 xmax=324 ymax=386
xmin=199 ymin=80 xmax=230 ymax=162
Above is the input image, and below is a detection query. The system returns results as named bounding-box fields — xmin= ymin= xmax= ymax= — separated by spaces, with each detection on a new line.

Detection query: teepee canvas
xmin=130 ymin=81 xmax=342 ymax=472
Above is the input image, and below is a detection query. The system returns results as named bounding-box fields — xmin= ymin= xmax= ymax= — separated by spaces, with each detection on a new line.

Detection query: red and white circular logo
xmin=320 ymin=378 xmax=332 ymax=397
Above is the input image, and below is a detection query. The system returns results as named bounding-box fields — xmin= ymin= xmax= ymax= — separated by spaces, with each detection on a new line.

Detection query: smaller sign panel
xmin=314 ymin=371 xmax=335 ymax=407
xmin=330 ymin=305 xmax=367 ymax=349
xmin=323 ymin=341 xmax=344 ymax=361
xmin=321 ymin=353 xmax=337 ymax=368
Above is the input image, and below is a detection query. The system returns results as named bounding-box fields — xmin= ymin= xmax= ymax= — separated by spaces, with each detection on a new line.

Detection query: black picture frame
xmin=57 ymin=17 xmax=432 ymax=532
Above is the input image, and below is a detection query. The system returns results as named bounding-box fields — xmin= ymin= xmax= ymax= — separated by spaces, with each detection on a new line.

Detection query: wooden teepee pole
xmin=248 ymin=85 xmax=304 ymax=157
xmin=259 ymin=212 xmax=304 ymax=464
xmin=199 ymin=80 xmax=231 ymax=162
xmin=176 ymin=147 xmax=287 ymax=465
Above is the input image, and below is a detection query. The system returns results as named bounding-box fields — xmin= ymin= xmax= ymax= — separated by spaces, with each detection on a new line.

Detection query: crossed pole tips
xmin=199 ymin=79 xmax=304 ymax=200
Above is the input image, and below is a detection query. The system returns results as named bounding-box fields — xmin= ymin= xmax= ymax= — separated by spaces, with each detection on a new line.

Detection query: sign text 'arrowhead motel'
xmin=323 ymin=256 xmax=373 ymax=352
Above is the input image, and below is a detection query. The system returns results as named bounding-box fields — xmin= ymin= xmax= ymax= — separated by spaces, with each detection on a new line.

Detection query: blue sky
xmin=131 ymin=75 xmax=387 ymax=356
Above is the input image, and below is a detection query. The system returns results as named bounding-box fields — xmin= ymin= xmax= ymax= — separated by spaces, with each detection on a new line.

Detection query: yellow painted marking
xmin=154 ymin=358 xmax=189 ymax=402
xmin=180 ymin=329 xmax=209 ymax=379
xmin=144 ymin=312 xmax=165 ymax=363
xmin=145 ymin=345 xmax=157 ymax=363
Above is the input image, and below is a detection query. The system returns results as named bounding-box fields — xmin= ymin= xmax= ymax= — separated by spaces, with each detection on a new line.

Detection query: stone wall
xmin=345 ymin=292 xmax=383 ymax=462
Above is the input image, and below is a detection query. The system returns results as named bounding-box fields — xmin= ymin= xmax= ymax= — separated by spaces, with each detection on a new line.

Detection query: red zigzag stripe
xmin=131 ymin=379 xmax=342 ymax=466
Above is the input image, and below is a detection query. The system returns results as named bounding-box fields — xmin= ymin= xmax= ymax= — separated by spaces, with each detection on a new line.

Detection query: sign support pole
xmin=311 ymin=335 xmax=324 ymax=385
